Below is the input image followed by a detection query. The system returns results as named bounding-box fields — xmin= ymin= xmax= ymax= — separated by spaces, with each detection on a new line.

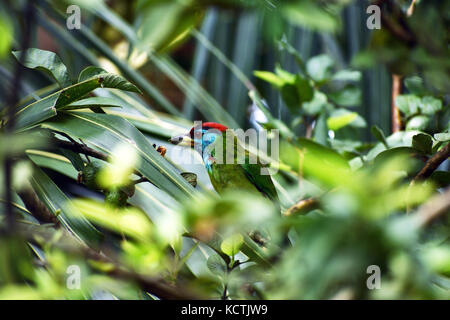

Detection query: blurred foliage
xmin=0 ymin=0 xmax=449 ymax=300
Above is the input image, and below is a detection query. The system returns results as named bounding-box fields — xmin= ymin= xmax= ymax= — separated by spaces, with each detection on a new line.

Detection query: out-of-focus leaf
xmin=295 ymin=75 xmax=314 ymax=104
xmin=412 ymin=133 xmax=433 ymax=155
xmin=420 ymin=96 xmax=442 ymax=115
xmin=406 ymin=115 xmax=430 ymax=131
xmin=221 ymin=234 xmax=244 ymax=257
xmin=332 ymin=70 xmax=362 ymax=82
xmin=281 ymin=1 xmax=339 ymax=32
xmin=306 ymin=54 xmax=334 ymax=82
xmin=405 ymin=76 xmax=428 ymax=95
xmin=135 ymin=0 xmax=204 ymax=53
xmin=281 ymin=83 xmax=300 ymax=112
xmin=430 ymin=171 xmax=450 ymax=188
xmin=12 ymin=49 xmax=72 ymax=87
xmin=327 ymin=112 xmax=358 ymax=131
xmin=328 ymin=86 xmax=361 ymax=107
xmin=302 ymin=91 xmax=327 ymax=116
xmin=434 ymin=132 xmax=450 ymax=142
xmin=395 ymin=95 xmax=421 ymax=116
xmin=72 ymin=198 xmax=153 ymax=242
xmin=253 ymin=71 xmax=284 ymax=88
xmin=373 ymin=147 xmax=419 ymax=167
xmin=0 ymin=15 xmax=13 ymax=59
xmin=371 ymin=125 xmax=388 ymax=147
xmin=206 ymin=254 xmax=227 ymax=277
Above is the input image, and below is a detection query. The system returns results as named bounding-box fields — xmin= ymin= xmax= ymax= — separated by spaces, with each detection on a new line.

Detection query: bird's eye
xmin=178 ymin=137 xmax=183 ymax=142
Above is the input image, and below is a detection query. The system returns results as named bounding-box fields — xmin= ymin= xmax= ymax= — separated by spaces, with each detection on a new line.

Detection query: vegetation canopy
xmin=0 ymin=0 xmax=449 ymax=300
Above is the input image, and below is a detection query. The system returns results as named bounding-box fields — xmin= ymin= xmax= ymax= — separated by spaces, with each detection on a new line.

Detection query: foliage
xmin=0 ymin=0 xmax=449 ymax=300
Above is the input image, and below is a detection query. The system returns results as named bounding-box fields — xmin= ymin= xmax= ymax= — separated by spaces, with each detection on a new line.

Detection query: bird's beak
xmin=169 ymin=133 xmax=194 ymax=147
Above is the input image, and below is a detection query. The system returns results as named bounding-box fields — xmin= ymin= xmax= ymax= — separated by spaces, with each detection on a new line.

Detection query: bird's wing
xmin=241 ymin=159 xmax=279 ymax=202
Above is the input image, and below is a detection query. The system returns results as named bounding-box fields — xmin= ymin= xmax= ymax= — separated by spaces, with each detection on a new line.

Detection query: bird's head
xmin=169 ymin=122 xmax=228 ymax=153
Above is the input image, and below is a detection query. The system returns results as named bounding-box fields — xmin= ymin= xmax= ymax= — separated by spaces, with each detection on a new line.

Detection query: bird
xmin=170 ymin=122 xmax=279 ymax=203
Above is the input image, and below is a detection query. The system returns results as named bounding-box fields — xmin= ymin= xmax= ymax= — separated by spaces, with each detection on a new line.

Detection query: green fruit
xmin=104 ymin=188 xmax=128 ymax=207
xmin=80 ymin=162 xmax=102 ymax=190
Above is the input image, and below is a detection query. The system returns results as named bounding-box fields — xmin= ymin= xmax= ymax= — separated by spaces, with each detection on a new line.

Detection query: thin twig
xmin=131 ymin=177 xmax=150 ymax=185
xmin=415 ymin=188 xmax=450 ymax=228
xmin=407 ymin=0 xmax=417 ymax=17
xmin=17 ymin=185 xmax=60 ymax=227
xmin=372 ymin=0 xmax=416 ymax=46
xmin=283 ymin=197 xmax=319 ymax=217
xmin=411 ymin=143 xmax=450 ymax=184
xmin=53 ymin=137 xmax=108 ymax=161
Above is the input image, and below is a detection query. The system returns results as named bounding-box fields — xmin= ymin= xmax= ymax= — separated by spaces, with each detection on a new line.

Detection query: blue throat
xmin=194 ymin=129 xmax=221 ymax=173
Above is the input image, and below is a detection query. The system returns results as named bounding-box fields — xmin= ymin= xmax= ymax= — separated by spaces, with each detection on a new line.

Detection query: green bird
xmin=170 ymin=122 xmax=279 ymax=203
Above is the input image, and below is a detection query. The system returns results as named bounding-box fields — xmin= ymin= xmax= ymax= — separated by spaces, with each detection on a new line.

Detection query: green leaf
xmin=327 ymin=112 xmax=358 ymax=131
xmin=371 ymin=125 xmax=388 ymax=147
xmin=58 ymin=149 xmax=85 ymax=172
xmin=395 ymin=95 xmax=421 ymax=116
xmin=373 ymin=147 xmax=418 ymax=166
xmin=78 ymin=66 xmax=142 ymax=94
xmin=0 ymin=15 xmax=13 ymax=59
xmin=295 ymin=75 xmax=314 ymax=103
xmin=434 ymin=132 xmax=450 ymax=142
xmin=406 ymin=115 xmax=430 ymax=131
xmin=430 ymin=171 xmax=450 ymax=188
xmin=65 ymin=97 xmax=123 ymax=110
xmin=12 ymin=49 xmax=72 ymax=87
xmin=29 ymin=165 xmax=101 ymax=245
xmin=302 ymin=91 xmax=327 ymax=116
xmin=412 ymin=133 xmax=433 ymax=154
xmin=405 ymin=76 xmax=427 ymax=95
xmin=41 ymin=112 xmax=195 ymax=202
xmin=281 ymin=83 xmax=300 ymax=112
xmin=275 ymin=65 xmax=296 ymax=83
xmin=420 ymin=96 xmax=442 ymax=115
xmin=328 ymin=86 xmax=361 ymax=107
xmin=313 ymin=112 xmax=328 ymax=146
xmin=306 ymin=54 xmax=334 ymax=82
xmin=253 ymin=71 xmax=284 ymax=88
xmin=78 ymin=66 xmax=108 ymax=82
xmin=14 ymin=94 xmax=59 ymax=131
xmin=135 ymin=0 xmax=203 ymax=52
xmin=331 ymin=70 xmax=362 ymax=82
xmin=221 ymin=234 xmax=244 ymax=257
xmin=14 ymin=69 xmax=141 ymax=130
xmin=281 ymin=1 xmax=339 ymax=32
xmin=206 ymin=254 xmax=227 ymax=277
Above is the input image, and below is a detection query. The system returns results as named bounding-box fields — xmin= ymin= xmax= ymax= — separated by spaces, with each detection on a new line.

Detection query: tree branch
xmin=415 ymin=188 xmax=450 ymax=228
xmin=17 ymin=185 xmax=60 ymax=227
xmin=412 ymin=143 xmax=450 ymax=184
xmin=283 ymin=197 xmax=319 ymax=217
xmin=372 ymin=0 xmax=416 ymax=46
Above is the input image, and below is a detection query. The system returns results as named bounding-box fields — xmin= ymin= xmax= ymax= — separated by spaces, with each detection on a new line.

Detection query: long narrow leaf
xmin=29 ymin=165 xmax=101 ymax=245
xmin=41 ymin=112 xmax=195 ymax=202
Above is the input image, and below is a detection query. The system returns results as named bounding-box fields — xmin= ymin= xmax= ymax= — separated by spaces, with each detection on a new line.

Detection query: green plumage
xmin=206 ymin=132 xmax=279 ymax=202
